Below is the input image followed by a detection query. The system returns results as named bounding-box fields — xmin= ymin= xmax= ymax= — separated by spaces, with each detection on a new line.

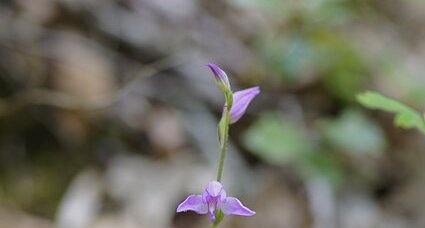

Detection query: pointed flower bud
xmin=207 ymin=63 xmax=231 ymax=92
xmin=229 ymin=87 xmax=260 ymax=124
xmin=207 ymin=63 xmax=260 ymax=124
xmin=176 ymin=181 xmax=255 ymax=222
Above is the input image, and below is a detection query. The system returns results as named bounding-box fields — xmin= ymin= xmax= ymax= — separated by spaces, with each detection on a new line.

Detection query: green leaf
xmin=243 ymin=113 xmax=343 ymax=184
xmin=357 ymin=91 xmax=425 ymax=133
xmin=213 ymin=210 xmax=224 ymax=227
xmin=319 ymin=109 xmax=386 ymax=155
xmin=243 ymin=113 xmax=312 ymax=165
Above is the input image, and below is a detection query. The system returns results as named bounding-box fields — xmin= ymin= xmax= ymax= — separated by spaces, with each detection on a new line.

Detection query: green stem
xmin=213 ymin=92 xmax=232 ymax=228
xmin=216 ymin=104 xmax=231 ymax=182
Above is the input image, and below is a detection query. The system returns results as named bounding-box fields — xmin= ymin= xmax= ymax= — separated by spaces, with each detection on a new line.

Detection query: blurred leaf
xmin=319 ymin=109 xmax=386 ymax=155
xmin=213 ymin=210 xmax=224 ymax=226
xmin=243 ymin=113 xmax=343 ymax=184
xmin=357 ymin=91 xmax=425 ymax=133
xmin=301 ymin=152 xmax=343 ymax=185
xmin=243 ymin=114 xmax=312 ymax=165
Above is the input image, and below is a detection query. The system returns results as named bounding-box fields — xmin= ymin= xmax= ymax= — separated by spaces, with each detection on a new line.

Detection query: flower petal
xmin=221 ymin=197 xmax=256 ymax=216
xmin=176 ymin=195 xmax=208 ymax=214
xmin=229 ymin=86 xmax=260 ymax=124
xmin=207 ymin=63 xmax=231 ymax=91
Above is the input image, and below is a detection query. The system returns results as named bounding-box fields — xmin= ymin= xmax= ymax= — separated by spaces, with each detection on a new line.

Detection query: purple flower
xmin=207 ymin=63 xmax=231 ymax=92
xmin=207 ymin=63 xmax=260 ymax=124
xmin=229 ymin=87 xmax=260 ymax=124
xmin=176 ymin=181 xmax=255 ymax=222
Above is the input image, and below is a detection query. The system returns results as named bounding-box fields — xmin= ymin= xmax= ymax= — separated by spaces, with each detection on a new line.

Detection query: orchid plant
xmin=176 ymin=64 xmax=260 ymax=227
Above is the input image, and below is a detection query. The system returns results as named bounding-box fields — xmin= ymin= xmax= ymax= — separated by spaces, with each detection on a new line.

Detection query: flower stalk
xmin=216 ymin=92 xmax=232 ymax=182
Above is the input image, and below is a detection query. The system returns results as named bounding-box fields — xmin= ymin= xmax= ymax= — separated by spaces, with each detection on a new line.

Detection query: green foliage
xmin=243 ymin=114 xmax=312 ymax=165
xmin=213 ymin=210 xmax=224 ymax=227
xmin=319 ymin=109 xmax=386 ymax=155
xmin=357 ymin=91 xmax=425 ymax=133
xmin=243 ymin=114 xmax=343 ymax=184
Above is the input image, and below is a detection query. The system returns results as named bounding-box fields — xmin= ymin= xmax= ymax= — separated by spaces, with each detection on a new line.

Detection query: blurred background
xmin=1 ymin=0 xmax=425 ymax=227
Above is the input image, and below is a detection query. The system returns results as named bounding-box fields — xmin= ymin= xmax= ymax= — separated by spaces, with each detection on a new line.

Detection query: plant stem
xmin=216 ymin=104 xmax=231 ymax=182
